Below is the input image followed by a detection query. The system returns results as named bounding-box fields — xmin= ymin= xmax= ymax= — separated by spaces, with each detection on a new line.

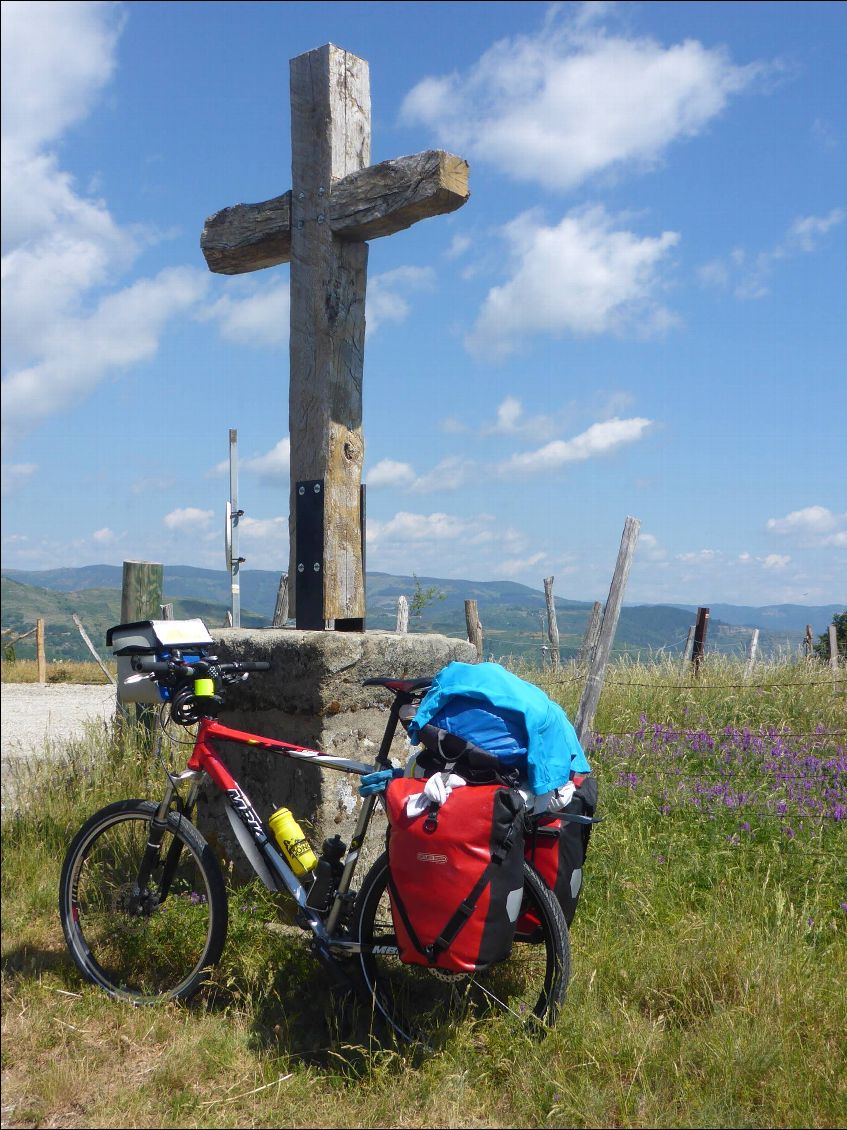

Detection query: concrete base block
xmin=195 ymin=629 xmax=476 ymax=882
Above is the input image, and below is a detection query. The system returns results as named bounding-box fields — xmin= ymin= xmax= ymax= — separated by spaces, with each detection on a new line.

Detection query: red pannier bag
xmin=518 ymin=774 xmax=598 ymax=935
xmin=384 ymin=778 xmax=525 ymax=972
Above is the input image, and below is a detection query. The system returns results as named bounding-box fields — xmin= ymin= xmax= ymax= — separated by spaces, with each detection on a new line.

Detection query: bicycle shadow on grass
xmin=2 ymin=943 xmax=71 ymax=985
xmin=215 ymin=942 xmax=420 ymax=1072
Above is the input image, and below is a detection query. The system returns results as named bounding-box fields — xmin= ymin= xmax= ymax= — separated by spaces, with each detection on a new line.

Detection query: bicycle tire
xmin=59 ymin=799 xmax=228 ymax=1003
xmin=354 ymin=854 xmax=570 ymax=1043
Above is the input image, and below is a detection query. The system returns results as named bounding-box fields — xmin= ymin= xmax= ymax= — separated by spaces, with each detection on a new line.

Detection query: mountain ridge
xmin=2 ymin=566 xmax=840 ymax=663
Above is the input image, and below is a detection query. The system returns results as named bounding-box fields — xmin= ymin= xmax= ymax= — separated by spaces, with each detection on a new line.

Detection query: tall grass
xmin=2 ymin=660 xmax=845 ymax=1128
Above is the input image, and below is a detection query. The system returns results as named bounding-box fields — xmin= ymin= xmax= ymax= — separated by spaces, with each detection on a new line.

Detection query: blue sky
xmin=2 ymin=0 xmax=845 ymax=607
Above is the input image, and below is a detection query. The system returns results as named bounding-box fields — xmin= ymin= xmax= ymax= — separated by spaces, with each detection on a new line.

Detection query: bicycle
xmin=59 ymin=647 xmax=571 ymax=1044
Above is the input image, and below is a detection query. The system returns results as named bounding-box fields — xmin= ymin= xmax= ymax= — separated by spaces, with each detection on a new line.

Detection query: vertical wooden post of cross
xmin=201 ymin=45 xmax=469 ymax=630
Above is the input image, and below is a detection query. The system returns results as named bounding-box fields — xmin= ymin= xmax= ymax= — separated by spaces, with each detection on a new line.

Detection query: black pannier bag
xmin=401 ymin=711 xmax=522 ymax=788
xmin=384 ymin=778 xmax=525 ymax=972
xmin=520 ymin=774 xmax=598 ymax=932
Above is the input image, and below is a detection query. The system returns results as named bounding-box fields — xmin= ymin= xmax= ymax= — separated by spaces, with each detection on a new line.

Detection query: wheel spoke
xmin=60 ymin=801 xmax=227 ymax=1003
xmin=354 ymin=854 xmax=569 ymax=1044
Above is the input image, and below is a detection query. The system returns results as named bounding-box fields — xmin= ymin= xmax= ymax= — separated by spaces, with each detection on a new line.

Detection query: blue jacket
xmin=408 ymin=661 xmax=590 ymax=795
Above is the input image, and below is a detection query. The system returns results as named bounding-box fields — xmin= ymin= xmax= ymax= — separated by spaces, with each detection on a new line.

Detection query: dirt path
xmin=1 ymin=682 xmax=116 ymax=810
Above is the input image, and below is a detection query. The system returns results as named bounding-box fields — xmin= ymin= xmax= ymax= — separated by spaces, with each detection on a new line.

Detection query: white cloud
xmin=409 ymin=457 xmax=474 ymax=494
xmin=200 ymin=280 xmax=290 ymax=348
xmin=766 ymin=505 xmax=847 ymax=547
xmin=0 ymin=3 xmax=210 ymax=451
xmin=498 ymin=551 xmax=547 ymax=578
xmin=368 ymin=510 xmax=496 ymax=546
xmin=500 ymin=416 xmax=652 ymax=475
xmin=239 ymin=515 xmax=287 ymax=542
xmin=638 ymin=533 xmax=667 ymax=562
xmin=367 ymin=456 xmax=474 ymax=494
xmin=786 ymin=208 xmax=845 ymax=253
xmin=762 ymin=553 xmax=791 ymax=570
xmin=163 ymin=507 xmax=214 ymax=531
xmin=490 ymin=396 xmax=523 ymax=433
xmin=445 ymin=234 xmax=472 ymax=260
xmin=366 ymin=266 xmax=435 ymax=335
xmin=402 ymin=9 xmax=763 ymax=192
xmin=368 ymin=460 xmax=417 ymax=489
xmin=243 ymin=438 xmax=290 ymax=484
xmin=92 ymin=527 xmax=115 ymax=544
xmin=2 ymin=266 xmax=209 ymax=446
xmin=468 ymin=207 xmax=679 ymax=357
xmin=1 ymin=462 xmax=37 ymax=495
xmin=1 ymin=1 xmax=124 ymax=157
xmin=676 ymin=549 xmax=718 ymax=564
xmin=700 ymin=209 xmax=844 ymax=299
xmin=439 ymin=416 xmax=468 ymax=434
xmin=225 ymin=514 xmax=288 ymax=570
xmin=482 ymin=395 xmax=560 ymax=441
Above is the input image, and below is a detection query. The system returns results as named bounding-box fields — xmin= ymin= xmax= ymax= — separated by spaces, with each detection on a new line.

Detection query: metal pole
xmin=229 ymin=429 xmax=243 ymax=628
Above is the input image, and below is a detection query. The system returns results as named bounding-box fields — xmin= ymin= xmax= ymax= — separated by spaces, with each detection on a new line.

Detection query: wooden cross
xmin=201 ymin=44 xmax=469 ymax=630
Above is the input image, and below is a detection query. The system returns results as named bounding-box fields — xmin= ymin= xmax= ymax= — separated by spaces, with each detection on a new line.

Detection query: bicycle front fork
xmin=132 ymin=771 xmax=204 ymax=911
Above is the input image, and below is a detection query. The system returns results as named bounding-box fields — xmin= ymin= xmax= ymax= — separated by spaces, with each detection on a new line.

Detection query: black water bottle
xmin=305 ymin=834 xmax=346 ymax=912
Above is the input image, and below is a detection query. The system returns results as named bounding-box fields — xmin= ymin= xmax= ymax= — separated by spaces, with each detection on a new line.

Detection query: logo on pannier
xmin=416 ymin=852 xmax=448 ymax=864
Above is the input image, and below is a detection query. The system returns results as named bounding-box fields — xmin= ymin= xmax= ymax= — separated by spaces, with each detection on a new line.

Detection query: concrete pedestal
xmin=195 ymin=628 xmax=476 ymax=882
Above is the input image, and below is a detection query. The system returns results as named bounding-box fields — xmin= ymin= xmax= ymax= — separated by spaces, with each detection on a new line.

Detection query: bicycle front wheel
xmin=354 ymin=854 xmax=570 ymax=1044
xmin=59 ymin=800 xmax=228 ymax=1003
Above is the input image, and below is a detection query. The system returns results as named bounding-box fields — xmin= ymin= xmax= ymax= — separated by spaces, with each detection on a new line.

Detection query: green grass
xmin=2 ymin=660 xmax=845 ymax=1128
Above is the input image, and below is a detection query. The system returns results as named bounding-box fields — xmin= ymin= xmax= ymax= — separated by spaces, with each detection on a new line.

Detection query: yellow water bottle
xmin=267 ymin=807 xmax=317 ymax=877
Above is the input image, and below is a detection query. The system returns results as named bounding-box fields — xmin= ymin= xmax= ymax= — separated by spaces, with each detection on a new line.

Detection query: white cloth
xmin=405 ymin=772 xmax=467 ymax=817
xmin=520 ymin=779 xmax=576 ymax=815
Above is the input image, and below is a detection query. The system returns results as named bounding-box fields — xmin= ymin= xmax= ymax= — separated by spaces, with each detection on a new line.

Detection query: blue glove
xmin=359 ymin=767 xmax=403 ymax=796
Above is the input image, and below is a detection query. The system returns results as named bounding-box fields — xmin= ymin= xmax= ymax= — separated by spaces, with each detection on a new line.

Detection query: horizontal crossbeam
xmin=201 ymin=150 xmax=469 ymax=275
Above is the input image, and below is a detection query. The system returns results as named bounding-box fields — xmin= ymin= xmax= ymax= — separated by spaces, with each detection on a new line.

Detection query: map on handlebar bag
xmin=106 ymin=619 xmax=215 ymax=655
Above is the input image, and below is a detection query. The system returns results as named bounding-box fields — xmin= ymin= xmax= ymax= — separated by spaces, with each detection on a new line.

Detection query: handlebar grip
xmin=219 ymin=660 xmax=271 ymax=675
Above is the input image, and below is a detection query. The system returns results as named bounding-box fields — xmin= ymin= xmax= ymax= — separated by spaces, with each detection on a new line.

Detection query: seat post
xmin=375 ymin=692 xmax=410 ymax=767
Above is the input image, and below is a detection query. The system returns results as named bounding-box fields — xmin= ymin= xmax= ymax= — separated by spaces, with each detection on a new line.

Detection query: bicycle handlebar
xmin=131 ymin=656 xmax=271 ymax=677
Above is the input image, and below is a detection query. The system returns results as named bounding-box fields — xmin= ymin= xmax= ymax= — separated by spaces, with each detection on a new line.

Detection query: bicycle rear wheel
xmin=354 ymin=854 xmax=570 ymax=1044
xmin=59 ymin=800 xmax=227 ymax=1003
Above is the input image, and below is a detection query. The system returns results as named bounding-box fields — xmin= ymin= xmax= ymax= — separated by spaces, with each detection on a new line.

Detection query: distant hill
xmin=671 ymin=602 xmax=844 ymax=634
xmin=3 ymin=565 xmax=840 ymax=664
xmin=0 ymin=576 xmax=265 ymax=662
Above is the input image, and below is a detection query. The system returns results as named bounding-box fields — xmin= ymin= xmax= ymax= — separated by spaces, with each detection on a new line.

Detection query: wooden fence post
xmin=578 ymin=601 xmax=603 ymax=669
xmin=72 ymin=614 xmax=116 ymax=686
xmin=829 ymin=624 xmax=839 ymax=673
xmin=396 ymin=595 xmax=409 ymax=634
xmin=160 ymin=603 xmax=174 ymax=620
xmin=120 ymin=561 xmax=163 ymax=728
xmin=465 ymin=599 xmax=484 ymax=661
xmin=804 ymin=624 xmax=814 ymax=660
xmin=691 ymin=606 xmax=710 ymax=677
xmin=680 ymin=625 xmax=695 ymax=672
xmin=543 ymin=576 xmax=560 ymax=667
xmin=121 ymin=561 xmax=164 ymax=623
xmin=36 ymin=617 xmax=46 ymax=683
xmin=575 ymin=516 xmax=640 ymax=743
xmin=272 ymin=575 xmax=289 ymax=627
xmin=745 ymin=628 xmax=760 ymax=679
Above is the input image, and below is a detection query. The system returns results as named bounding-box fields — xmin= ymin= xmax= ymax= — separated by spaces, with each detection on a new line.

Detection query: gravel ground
xmin=1 ymin=682 xmax=117 ymax=810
